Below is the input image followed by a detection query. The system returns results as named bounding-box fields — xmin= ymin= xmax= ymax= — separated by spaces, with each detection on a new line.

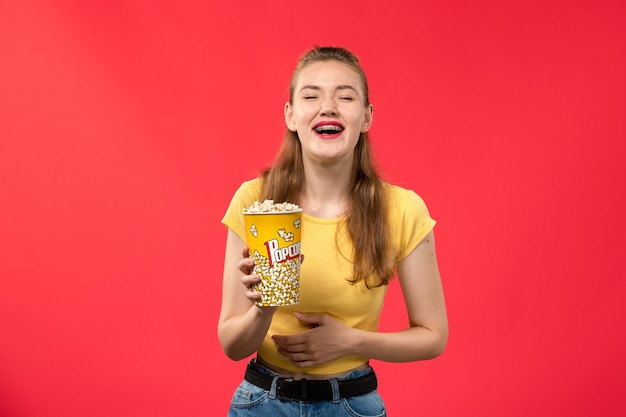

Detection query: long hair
xmin=261 ymin=46 xmax=394 ymax=288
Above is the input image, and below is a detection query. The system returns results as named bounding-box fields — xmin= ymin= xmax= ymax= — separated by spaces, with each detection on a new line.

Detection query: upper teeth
xmin=316 ymin=125 xmax=342 ymax=132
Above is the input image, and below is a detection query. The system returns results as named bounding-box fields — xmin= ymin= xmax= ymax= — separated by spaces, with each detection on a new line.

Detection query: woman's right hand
xmin=238 ymin=245 xmax=259 ymax=302
xmin=218 ymin=230 xmax=277 ymax=360
xmin=239 ymin=246 xmax=278 ymax=313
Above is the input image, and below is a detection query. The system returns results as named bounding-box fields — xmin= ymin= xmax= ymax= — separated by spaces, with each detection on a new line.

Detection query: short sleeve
xmin=221 ymin=179 xmax=262 ymax=242
xmin=388 ymin=186 xmax=437 ymax=262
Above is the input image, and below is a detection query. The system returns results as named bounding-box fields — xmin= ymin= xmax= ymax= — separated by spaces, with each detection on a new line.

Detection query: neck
xmin=300 ymin=159 xmax=353 ymax=219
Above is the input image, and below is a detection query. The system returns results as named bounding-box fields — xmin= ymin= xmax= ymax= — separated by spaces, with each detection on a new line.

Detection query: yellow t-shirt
xmin=221 ymin=178 xmax=436 ymax=374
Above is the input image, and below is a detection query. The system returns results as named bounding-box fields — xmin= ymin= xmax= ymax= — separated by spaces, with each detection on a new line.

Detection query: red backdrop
xmin=1 ymin=1 xmax=625 ymax=416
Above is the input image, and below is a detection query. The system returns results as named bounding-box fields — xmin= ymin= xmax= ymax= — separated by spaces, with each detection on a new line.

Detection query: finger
xmin=237 ymin=257 xmax=255 ymax=273
xmin=271 ymin=334 xmax=292 ymax=347
xmin=271 ymin=334 xmax=309 ymax=350
xmin=244 ymin=281 xmax=261 ymax=302
xmin=273 ymin=339 xmax=308 ymax=352
xmin=246 ymin=291 xmax=261 ymax=303
xmin=294 ymin=312 xmax=325 ymax=326
xmin=291 ymin=359 xmax=316 ymax=368
xmin=277 ymin=347 xmax=307 ymax=359
xmin=242 ymin=274 xmax=261 ymax=289
xmin=277 ymin=349 xmax=316 ymax=368
xmin=241 ymin=245 xmax=250 ymax=258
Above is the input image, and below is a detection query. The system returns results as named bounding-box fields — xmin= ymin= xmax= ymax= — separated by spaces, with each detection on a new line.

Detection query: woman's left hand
xmin=271 ymin=312 xmax=354 ymax=368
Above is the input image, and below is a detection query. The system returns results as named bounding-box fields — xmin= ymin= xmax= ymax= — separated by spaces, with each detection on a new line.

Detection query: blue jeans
xmin=228 ymin=360 xmax=387 ymax=416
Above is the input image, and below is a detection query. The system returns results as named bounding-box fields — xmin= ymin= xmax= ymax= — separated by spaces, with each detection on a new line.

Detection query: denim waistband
xmin=249 ymin=359 xmax=373 ymax=380
xmin=245 ymin=359 xmax=377 ymax=402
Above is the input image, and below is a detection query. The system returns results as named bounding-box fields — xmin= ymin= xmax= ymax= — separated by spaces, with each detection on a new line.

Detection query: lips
xmin=313 ymin=121 xmax=344 ymax=138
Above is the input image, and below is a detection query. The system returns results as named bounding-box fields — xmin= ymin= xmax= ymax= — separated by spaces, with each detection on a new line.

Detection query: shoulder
xmin=237 ymin=177 xmax=263 ymax=195
xmin=230 ymin=178 xmax=263 ymax=204
xmin=384 ymin=183 xmax=436 ymax=260
xmin=384 ymin=183 xmax=431 ymax=215
xmin=222 ymin=178 xmax=263 ymax=240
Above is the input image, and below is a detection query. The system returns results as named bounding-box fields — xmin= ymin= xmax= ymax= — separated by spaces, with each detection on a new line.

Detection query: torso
xmin=255 ymin=355 xmax=370 ymax=380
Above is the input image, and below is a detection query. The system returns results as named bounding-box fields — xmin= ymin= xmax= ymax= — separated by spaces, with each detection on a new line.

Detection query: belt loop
xmin=329 ymin=378 xmax=340 ymax=403
xmin=269 ymin=375 xmax=279 ymax=399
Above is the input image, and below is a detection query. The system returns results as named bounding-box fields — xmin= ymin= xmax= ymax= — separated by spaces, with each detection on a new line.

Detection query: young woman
xmin=219 ymin=46 xmax=448 ymax=416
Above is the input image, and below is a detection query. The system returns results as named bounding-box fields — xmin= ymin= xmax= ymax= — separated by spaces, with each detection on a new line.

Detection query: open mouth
xmin=313 ymin=122 xmax=344 ymax=135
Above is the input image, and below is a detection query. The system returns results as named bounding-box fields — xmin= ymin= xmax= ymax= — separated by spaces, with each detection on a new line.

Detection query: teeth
xmin=315 ymin=125 xmax=343 ymax=132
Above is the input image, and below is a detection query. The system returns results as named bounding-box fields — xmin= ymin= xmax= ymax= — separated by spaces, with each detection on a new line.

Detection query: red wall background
xmin=1 ymin=1 xmax=625 ymax=416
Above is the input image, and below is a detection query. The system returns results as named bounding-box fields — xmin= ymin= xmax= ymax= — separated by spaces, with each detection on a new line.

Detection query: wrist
xmin=251 ymin=304 xmax=277 ymax=321
xmin=348 ymin=327 xmax=369 ymax=357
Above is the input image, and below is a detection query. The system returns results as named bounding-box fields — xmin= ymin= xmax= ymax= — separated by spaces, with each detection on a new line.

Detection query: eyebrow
xmin=299 ymin=85 xmax=359 ymax=93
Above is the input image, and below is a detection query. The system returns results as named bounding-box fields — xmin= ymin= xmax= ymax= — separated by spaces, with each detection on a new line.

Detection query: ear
xmin=361 ymin=104 xmax=373 ymax=132
xmin=284 ymin=102 xmax=297 ymax=132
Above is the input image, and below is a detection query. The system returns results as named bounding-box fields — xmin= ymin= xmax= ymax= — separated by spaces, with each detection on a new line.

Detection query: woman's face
xmin=285 ymin=60 xmax=373 ymax=165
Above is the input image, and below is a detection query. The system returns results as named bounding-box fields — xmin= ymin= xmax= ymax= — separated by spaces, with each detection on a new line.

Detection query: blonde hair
xmin=261 ymin=46 xmax=394 ymax=288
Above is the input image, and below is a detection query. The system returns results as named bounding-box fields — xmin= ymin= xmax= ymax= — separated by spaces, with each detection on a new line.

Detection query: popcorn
xmin=243 ymin=200 xmax=302 ymax=306
xmin=243 ymin=199 xmax=301 ymax=213
xmin=251 ymin=250 xmax=301 ymax=306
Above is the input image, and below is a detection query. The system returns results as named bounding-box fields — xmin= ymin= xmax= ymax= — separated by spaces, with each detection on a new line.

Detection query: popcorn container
xmin=243 ymin=204 xmax=303 ymax=306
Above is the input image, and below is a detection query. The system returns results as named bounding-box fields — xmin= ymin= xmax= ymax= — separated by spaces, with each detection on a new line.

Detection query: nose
xmin=319 ymin=97 xmax=337 ymax=116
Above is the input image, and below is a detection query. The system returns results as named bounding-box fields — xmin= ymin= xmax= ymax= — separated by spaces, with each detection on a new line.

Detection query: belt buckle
xmin=275 ymin=377 xmax=296 ymax=401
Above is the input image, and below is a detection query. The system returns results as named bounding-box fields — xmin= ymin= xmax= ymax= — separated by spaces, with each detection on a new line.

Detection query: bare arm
xmin=353 ymin=230 xmax=448 ymax=361
xmin=217 ymin=229 xmax=277 ymax=360
xmin=272 ymin=230 xmax=448 ymax=367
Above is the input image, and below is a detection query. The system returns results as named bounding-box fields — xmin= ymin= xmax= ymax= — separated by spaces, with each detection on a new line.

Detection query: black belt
xmin=244 ymin=362 xmax=377 ymax=402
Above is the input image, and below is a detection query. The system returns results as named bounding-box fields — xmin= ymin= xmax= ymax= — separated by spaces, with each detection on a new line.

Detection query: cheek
xmin=293 ymin=109 xmax=316 ymax=127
